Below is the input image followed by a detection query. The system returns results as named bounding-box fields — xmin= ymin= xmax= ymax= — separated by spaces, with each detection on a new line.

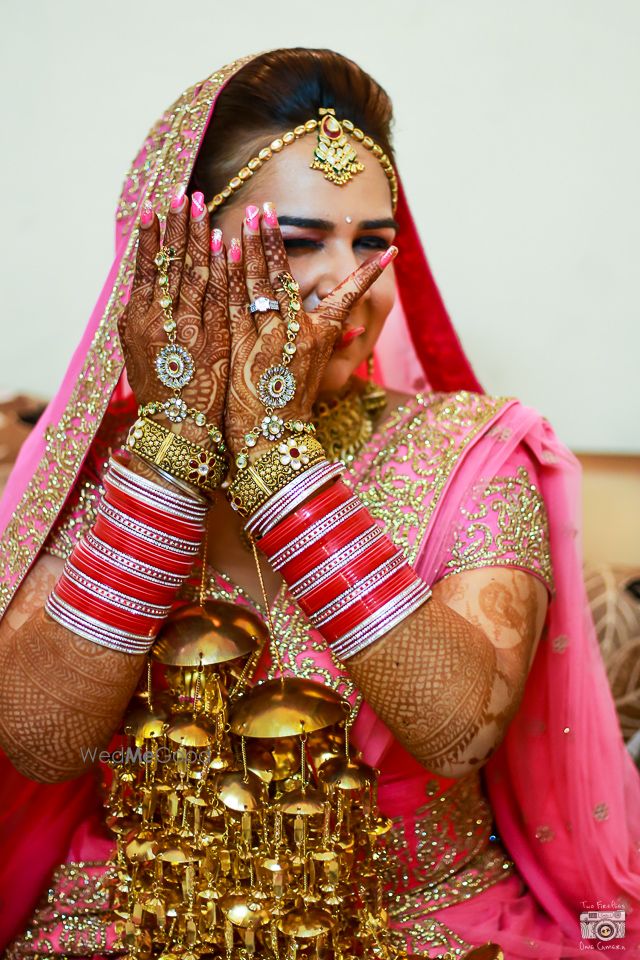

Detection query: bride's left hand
xmin=224 ymin=202 xmax=396 ymax=463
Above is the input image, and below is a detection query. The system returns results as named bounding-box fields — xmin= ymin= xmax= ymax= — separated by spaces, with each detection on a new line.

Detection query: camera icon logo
xmin=580 ymin=909 xmax=626 ymax=941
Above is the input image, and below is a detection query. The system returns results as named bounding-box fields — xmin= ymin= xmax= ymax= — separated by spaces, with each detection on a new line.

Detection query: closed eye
xmin=355 ymin=236 xmax=388 ymax=251
xmin=282 ymin=236 xmax=391 ymax=255
xmin=282 ymin=238 xmax=322 ymax=252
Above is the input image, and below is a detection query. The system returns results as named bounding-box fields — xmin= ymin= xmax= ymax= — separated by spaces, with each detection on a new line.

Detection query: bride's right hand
xmin=117 ymin=186 xmax=230 ymax=444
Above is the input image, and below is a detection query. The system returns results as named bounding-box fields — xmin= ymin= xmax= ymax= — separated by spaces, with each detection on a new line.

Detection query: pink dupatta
xmin=0 ymin=52 xmax=638 ymax=950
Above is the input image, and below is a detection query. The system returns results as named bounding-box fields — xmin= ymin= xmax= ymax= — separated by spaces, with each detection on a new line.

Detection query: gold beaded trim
xmin=207 ymin=111 xmax=398 ymax=213
xmin=228 ymin=435 xmax=326 ymax=517
xmin=126 ymin=417 xmax=228 ymax=493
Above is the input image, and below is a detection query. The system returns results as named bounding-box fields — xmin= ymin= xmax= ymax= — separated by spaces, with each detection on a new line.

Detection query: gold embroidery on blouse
xmin=5 ymin=861 xmax=117 ymax=958
xmin=443 ymin=465 xmax=554 ymax=591
xmin=345 ymin=391 xmax=513 ymax=565
xmin=387 ymin=917 xmax=473 ymax=956
xmin=0 ymin=57 xmax=253 ymax=618
xmin=378 ymin=773 xmax=513 ymax=915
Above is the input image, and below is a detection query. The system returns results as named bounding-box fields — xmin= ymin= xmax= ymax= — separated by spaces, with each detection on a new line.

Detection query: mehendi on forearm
xmin=347 ymin=569 xmax=546 ymax=778
xmin=0 ymin=556 xmax=144 ymax=783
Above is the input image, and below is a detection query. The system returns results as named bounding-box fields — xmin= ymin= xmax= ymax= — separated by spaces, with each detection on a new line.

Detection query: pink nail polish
xmin=245 ymin=205 xmax=260 ymax=230
xmin=379 ymin=245 xmax=398 ymax=269
xmin=210 ymin=228 xmax=223 ymax=254
xmin=191 ymin=191 xmax=205 ymax=220
xmin=230 ymin=238 xmax=242 ymax=263
xmin=263 ymin=202 xmax=278 ymax=227
xmin=140 ymin=200 xmax=154 ymax=228
xmin=338 ymin=325 xmax=366 ymax=348
xmin=170 ymin=185 xmax=186 ymax=211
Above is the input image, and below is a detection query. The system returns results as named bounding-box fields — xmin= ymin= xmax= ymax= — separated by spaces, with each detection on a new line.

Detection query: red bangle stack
xmin=46 ymin=454 xmax=207 ymax=654
xmin=258 ymin=479 xmax=431 ymax=660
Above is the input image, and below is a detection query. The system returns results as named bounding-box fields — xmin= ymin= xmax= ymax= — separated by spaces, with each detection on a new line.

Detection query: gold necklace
xmin=313 ymin=375 xmax=387 ymax=465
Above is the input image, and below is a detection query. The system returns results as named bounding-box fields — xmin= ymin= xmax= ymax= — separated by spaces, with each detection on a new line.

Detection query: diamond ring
xmin=249 ymin=297 xmax=280 ymax=314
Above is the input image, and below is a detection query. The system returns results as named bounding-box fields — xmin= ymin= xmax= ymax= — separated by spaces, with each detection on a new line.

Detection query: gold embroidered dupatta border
xmin=0 ymin=58 xmax=253 ymax=618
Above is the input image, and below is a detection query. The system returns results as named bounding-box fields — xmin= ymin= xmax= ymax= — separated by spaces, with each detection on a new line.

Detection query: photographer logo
xmin=580 ymin=909 xmax=626 ymax=944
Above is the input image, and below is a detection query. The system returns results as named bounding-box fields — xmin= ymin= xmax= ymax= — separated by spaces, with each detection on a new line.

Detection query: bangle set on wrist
xmin=256 ymin=479 xmax=432 ymax=660
xmin=46 ymin=456 xmax=207 ymax=654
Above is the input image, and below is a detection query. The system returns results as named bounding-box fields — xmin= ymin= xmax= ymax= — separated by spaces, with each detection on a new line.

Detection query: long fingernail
xmin=338 ymin=325 xmax=366 ymax=348
xmin=245 ymin=205 xmax=260 ymax=230
xmin=230 ymin=238 xmax=242 ymax=263
xmin=170 ymin=185 xmax=187 ymax=211
xmin=379 ymin=245 xmax=398 ymax=269
xmin=191 ymin=191 xmax=205 ymax=221
xmin=263 ymin=202 xmax=278 ymax=227
xmin=210 ymin=228 xmax=223 ymax=254
xmin=140 ymin=200 xmax=154 ymax=228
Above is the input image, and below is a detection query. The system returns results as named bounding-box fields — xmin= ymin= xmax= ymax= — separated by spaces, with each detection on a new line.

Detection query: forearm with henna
xmin=0 ymin=555 xmax=144 ymax=783
xmin=346 ymin=569 xmax=546 ymax=778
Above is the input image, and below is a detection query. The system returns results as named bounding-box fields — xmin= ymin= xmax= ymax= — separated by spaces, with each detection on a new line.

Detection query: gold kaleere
xmin=104 ymin=590 xmax=410 ymax=959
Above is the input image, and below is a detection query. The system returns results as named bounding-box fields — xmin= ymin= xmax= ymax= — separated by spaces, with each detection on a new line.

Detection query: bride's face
xmin=212 ymin=136 xmax=397 ymax=395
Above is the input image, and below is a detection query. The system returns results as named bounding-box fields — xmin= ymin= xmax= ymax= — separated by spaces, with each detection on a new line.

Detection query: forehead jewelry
xmin=206 ymin=108 xmax=398 ymax=213
xmin=345 ymin=216 xmax=353 ymax=224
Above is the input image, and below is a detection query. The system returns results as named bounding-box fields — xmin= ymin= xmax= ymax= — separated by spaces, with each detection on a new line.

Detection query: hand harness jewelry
xmin=233 ymin=273 xmax=308 ymax=471
xmin=228 ymin=272 xmax=337 ymax=518
xmin=131 ymin=244 xmax=228 ymax=492
xmin=154 ymin=245 xmax=195 ymax=393
xmin=207 ymin=108 xmax=398 ymax=214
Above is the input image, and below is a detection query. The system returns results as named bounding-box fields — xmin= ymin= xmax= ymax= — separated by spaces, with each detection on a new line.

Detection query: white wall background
xmin=0 ymin=0 xmax=638 ymax=452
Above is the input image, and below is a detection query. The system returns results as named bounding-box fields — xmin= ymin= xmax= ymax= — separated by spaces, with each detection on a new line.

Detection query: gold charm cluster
xmin=105 ymin=600 xmax=405 ymax=959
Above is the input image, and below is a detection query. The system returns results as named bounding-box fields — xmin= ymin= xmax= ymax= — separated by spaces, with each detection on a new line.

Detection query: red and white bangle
xmin=46 ymin=459 xmax=206 ymax=654
xmin=246 ymin=459 xmax=345 ymax=539
xmin=108 ymin=454 xmax=208 ymax=524
xmin=258 ymin=479 xmax=431 ymax=660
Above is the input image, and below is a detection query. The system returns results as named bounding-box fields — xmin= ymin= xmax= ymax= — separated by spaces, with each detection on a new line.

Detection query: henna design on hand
xmin=348 ymin=568 xmax=547 ymax=778
xmin=117 ymin=199 xmax=230 ymax=445
xmin=0 ymin=556 xmax=144 ymax=782
xmin=224 ymin=212 xmax=388 ymax=459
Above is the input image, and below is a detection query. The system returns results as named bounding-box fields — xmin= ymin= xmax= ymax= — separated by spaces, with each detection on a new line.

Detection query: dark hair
xmin=190 ymin=48 xmax=395 ymax=207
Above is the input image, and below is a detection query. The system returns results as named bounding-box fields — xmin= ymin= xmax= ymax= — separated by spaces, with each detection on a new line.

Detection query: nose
xmin=313 ymin=243 xmax=363 ymax=305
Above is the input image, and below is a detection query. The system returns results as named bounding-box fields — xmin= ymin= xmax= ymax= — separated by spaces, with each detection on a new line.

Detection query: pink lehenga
xmin=0 ymin=54 xmax=639 ymax=959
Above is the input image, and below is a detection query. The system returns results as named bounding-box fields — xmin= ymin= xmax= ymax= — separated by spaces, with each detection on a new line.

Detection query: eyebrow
xmin=278 ymin=216 xmax=399 ymax=231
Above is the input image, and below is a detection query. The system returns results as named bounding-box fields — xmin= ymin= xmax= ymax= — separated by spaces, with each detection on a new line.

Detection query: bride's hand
xmin=117 ymin=187 xmax=230 ymax=445
xmin=225 ymin=202 xmax=396 ymax=462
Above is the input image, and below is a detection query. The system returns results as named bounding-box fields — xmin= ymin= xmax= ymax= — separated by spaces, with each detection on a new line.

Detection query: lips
xmin=336 ymin=325 xmax=366 ymax=349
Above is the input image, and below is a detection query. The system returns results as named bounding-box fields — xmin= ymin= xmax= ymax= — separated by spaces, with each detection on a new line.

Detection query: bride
xmin=0 ymin=48 xmax=638 ymax=959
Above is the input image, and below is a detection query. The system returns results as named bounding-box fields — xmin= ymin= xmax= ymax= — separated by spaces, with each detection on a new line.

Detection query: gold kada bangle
xmin=228 ymin=435 xmax=326 ymax=517
xmin=127 ymin=417 xmax=228 ymax=493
